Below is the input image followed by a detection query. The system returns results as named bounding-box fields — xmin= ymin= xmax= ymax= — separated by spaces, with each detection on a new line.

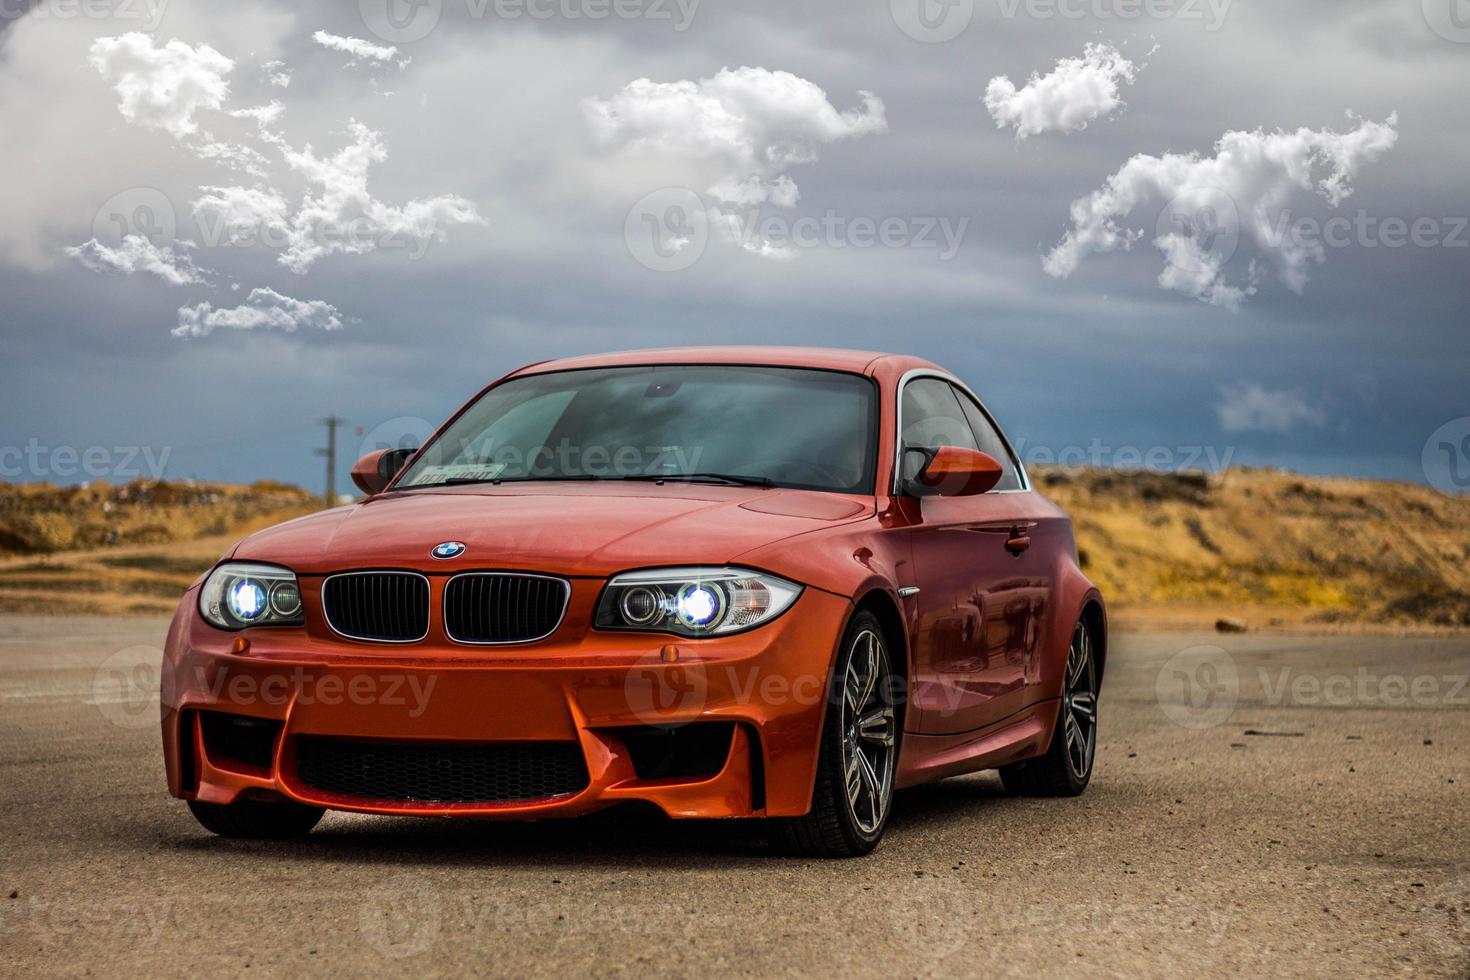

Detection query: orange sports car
xmin=163 ymin=347 xmax=1105 ymax=856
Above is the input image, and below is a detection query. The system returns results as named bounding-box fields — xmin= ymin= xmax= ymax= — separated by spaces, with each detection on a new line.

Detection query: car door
xmin=951 ymin=384 xmax=1052 ymax=712
xmin=900 ymin=377 xmax=1040 ymax=735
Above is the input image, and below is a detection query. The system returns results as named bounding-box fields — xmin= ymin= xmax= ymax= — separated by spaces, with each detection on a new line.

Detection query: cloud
xmin=192 ymin=185 xmax=292 ymax=243
xmin=260 ymin=60 xmax=291 ymax=88
xmin=311 ymin=30 xmax=407 ymax=68
xmin=65 ymin=235 xmax=211 ymax=286
xmin=584 ymin=67 xmax=887 ymax=209
xmin=85 ymin=32 xmax=472 ymax=276
xmin=88 ymin=33 xmax=234 ymax=139
xmin=1044 ymin=112 xmax=1399 ymax=308
xmin=985 ymin=43 xmax=1140 ymax=140
xmin=1217 ymin=383 xmax=1328 ymax=433
xmin=192 ymin=121 xmax=482 ymax=273
xmin=173 ymin=287 xmax=344 ymax=338
xmin=190 ymin=138 xmax=271 ymax=177
xmin=228 ymin=102 xmax=285 ymax=128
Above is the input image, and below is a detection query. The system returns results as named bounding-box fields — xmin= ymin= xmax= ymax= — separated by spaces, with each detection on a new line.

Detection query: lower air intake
xmin=293 ymin=737 xmax=590 ymax=804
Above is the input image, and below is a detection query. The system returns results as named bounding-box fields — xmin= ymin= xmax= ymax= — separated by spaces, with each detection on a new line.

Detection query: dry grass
xmin=1035 ymin=466 xmax=1470 ymax=632
xmin=1 ymin=471 xmax=1467 ymax=631
xmin=0 ymin=480 xmax=318 ymax=616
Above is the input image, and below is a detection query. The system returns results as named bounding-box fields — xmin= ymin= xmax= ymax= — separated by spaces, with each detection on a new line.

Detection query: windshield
xmin=396 ymin=364 xmax=879 ymax=494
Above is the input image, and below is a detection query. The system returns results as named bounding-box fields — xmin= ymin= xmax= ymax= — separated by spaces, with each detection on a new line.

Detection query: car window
xmin=397 ymin=365 xmax=880 ymax=494
xmin=899 ymin=378 xmax=978 ymax=482
xmin=952 ymin=385 xmax=1024 ymax=491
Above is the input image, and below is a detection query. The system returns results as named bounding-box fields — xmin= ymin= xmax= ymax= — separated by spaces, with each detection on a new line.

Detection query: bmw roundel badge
xmin=431 ymin=541 xmax=466 ymax=560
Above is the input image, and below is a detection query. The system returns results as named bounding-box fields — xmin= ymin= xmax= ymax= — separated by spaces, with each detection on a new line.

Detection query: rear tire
xmin=1000 ymin=620 xmax=1098 ymax=797
xmin=187 ymin=798 xmax=325 ymax=839
xmin=769 ymin=610 xmax=900 ymax=857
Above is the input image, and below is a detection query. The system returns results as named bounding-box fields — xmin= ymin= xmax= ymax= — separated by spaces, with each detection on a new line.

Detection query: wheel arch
xmin=850 ymin=587 xmax=910 ymax=730
xmin=1078 ymin=594 xmax=1108 ymax=685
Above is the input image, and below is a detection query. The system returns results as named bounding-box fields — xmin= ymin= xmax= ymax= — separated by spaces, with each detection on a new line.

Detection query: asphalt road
xmin=1 ymin=617 xmax=1467 ymax=977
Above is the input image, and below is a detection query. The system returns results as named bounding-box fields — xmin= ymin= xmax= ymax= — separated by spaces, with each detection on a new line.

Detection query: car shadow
xmin=143 ymin=772 xmax=1029 ymax=867
xmin=160 ymin=802 xmax=777 ymax=870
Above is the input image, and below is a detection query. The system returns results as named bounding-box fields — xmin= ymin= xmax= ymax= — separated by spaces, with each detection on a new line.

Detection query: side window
xmin=953 ymin=386 xmax=1024 ymax=491
xmin=899 ymin=378 xmax=978 ymax=482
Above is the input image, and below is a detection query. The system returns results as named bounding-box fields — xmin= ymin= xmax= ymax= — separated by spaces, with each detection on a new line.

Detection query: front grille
xmin=322 ymin=572 xmax=429 ymax=642
xmin=294 ymin=737 xmax=590 ymax=804
xmin=444 ymin=573 xmax=569 ymax=644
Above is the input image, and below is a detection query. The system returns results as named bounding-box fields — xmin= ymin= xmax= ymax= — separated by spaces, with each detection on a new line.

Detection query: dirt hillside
xmin=0 ymin=480 xmax=318 ymax=615
xmin=1 ymin=471 xmax=1466 ymax=629
xmin=1034 ymin=466 xmax=1470 ymax=632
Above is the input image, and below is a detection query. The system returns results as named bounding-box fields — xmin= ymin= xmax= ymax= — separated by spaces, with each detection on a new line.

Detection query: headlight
xmin=595 ymin=567 xmax=802 ymax=637
xmin=200 ymin=562 xmax=305 ymax=630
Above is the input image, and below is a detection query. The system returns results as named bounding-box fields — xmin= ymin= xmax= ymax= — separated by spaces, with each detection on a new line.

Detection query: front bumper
xmin=161 ymin=585 xmax=849 ymax=819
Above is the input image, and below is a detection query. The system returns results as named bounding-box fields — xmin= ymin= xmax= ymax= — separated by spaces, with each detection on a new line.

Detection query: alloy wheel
xmin=840 ymin=628 xmax=897 ymax=835
xmin=1061 ymin=622 xmax=1098 ymax=781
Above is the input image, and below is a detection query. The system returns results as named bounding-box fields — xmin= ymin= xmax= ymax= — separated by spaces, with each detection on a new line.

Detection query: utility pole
xmin=316 ymin=416 xmax=344 ymax=508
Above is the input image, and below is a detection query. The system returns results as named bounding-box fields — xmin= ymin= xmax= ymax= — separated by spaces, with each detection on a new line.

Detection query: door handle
xmin=968 ymin=521 xmax=1034 ymax=554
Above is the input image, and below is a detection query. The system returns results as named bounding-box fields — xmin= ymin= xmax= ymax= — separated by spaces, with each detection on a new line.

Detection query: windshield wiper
xmin=404 ymin=474 xmax=602 ymax=490
xmin=408 ymin=472 xmax=772 ymax=490
xmin=618 ymin=472 xmax=774 ymax=488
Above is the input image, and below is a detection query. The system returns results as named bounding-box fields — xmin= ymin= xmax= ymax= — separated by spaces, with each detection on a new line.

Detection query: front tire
xmin=187 ymin=798 xmax=325 ymax=839
xmin=1000 ymin=620 xmax=1098 ymax=797
xmin=770 ymin=610 xmax=900 ymax=857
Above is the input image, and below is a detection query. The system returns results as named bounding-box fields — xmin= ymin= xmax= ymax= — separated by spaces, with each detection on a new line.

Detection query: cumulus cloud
xmin=65 ymin=234 xmax=211 ymax=286
xmin=192 ymin=185 xmax=292 ymax=242
xmin=311 ymin=30 xmax=407 ymax=68
xmin=985 ymin=43 xmax=1140 ymax=140
xmin=84 ymin=33 xmax=478 ymax=284
xmin=192 ymin=121 xmax=482 ymax=273
xmin=1044 ymin=112 xmax=1398 ymax=308
xmin=88 ymin=33 xmax=234 ymax=139
xmin=260 ymin=60 xmax=291 ymax=88
xmin=584 ymin=67 xmax=887 ymax=210
xmin=1216 ymin=383 xmax=1328 ymax=433
xmin=173 ymin=287 xmax=344 ymax=338
xmin=87 ymin=33 xmax=271 ymax=176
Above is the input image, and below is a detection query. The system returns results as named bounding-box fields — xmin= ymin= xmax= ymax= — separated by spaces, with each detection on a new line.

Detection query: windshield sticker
xmin=405 ymin=463 xmax=508 ymax=486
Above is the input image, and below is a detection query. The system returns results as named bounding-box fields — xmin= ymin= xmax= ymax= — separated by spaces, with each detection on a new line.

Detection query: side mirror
xmin=908 ymin=446 xmax=1004 ymax=497
xmin=351 ymin=447 xmax=415 ymax=495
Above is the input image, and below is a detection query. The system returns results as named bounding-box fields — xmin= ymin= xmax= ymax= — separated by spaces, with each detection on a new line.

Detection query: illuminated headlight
xmin=595 ymin=567 xmax=802 ymax=637
xmin=200 ymin=563 xmax=305 ymax=630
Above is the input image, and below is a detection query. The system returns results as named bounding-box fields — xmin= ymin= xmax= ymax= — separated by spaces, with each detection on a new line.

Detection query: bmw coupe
xmin=163 ymin=347 xmax=1105 ymax=856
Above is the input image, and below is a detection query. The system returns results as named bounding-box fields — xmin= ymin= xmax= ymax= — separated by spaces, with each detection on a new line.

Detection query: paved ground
xmin=1 ymin=616 xmax=1467 ymax=977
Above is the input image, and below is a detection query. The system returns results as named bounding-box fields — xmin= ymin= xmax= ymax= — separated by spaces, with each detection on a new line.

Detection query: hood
xmin=229 ymin=483 xmax=874 ymax=578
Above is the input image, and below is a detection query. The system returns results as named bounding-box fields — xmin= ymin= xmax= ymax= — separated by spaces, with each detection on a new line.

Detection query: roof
xmin=511 ymin=346 xmax=937 ymax=377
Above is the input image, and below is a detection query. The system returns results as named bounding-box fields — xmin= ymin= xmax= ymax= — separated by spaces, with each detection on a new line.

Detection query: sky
xmin=0 ymin=0 xmax=1467 ymax=494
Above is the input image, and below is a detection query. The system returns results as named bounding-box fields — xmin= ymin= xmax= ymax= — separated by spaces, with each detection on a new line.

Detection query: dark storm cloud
xmin=0 ymin=0 xmax=1466 ymax=492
